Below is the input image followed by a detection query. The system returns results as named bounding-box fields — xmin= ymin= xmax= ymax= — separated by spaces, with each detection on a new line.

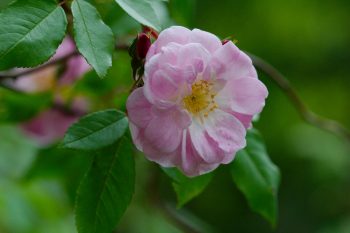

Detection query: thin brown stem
xmin=0 ymin=42 xmax=129 ymax=81
xmin=0 ymin=51 xmax=79 ymax=81
xmin=58 ymin=0 xmax=67 ymax=7
xmin=115 ymin=43 xmax=129 ymax=51
xmin=248 ymin=52 xmax=350 ymax=142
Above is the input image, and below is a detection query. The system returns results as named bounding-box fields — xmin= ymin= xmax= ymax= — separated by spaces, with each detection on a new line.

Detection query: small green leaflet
xmin=114 ymin=0 xmax=163 ymax=31
xmin=163 ymin=167 xmax=213 ymax=208
xmin=61 ymin=109 xmax=128 ymax=150
xmin=71 ymin=0 xmax=114 ymax=78
xmin=75 ymin=137 xmax=135 ymax=233
xmin=230 ymin=129 xmax=280 ymax=226
xmin=0 ymin=0 xmax=67 ymax=70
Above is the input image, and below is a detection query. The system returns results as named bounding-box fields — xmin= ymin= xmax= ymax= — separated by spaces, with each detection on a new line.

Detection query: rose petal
xmin=204 ymin=41 xmax=256 ymax=81
xmin=180 ymin=130 xmax=219 ymax=177
xmin=205 ymin=109 xmax=247 ymax=154
xmin=190 ymin=29 xmax=222 ymax=53
xmin=126 ymin=88 xmax=153 ymax=128
xmin=189 ymin=120 xmax=225 ymax=163
xmin=129 ymin=122 xmax=143 ymax=151
xmin=144 ymin=43 xmax=211 ymax=106
xmin=131 ymin=125 xmax=179 ymax=167
xmin=232 ymin=112 xmax=253 ymax=129
xmin=144 ymin=108 xmax=189 ymax=153
xmin=216 ymin=77 xmax=268 ymax=115
xmin=144 ymin=69 xmax=180 ymax=106
xmin=146 ymin=26 xmax=192 ymax=61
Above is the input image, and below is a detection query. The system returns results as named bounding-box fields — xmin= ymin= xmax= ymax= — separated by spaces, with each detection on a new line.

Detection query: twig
xmin=115 ymin=43 xmax=129 ymax=51
xmin=248 ymin=52 xmax=350 ymax=142
xmin=58 ymin=0 xmax=67 ymax=7
xmin=0 ymin=51 xmax=79 ymax=80
xmin=0 ymin=43 xmax=129 ymax=81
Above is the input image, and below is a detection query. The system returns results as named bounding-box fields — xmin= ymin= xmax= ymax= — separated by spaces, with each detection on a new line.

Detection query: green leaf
xmin=72 ymin=0 xmax=114 ymax=78
xmin=114 ymin=0 xmax=162 ymax=31
xmin=0 ymin=0 xmax=67 ymax=70
xmin=61 ymin=109 xmax=128 ymax=150
xmin=230 ymin=129 xmax=280 ymax=226
xmin=75 ymin=137 xmax=135 ymax=233
xmin=163 ymin=167 xmax=213 ymax=208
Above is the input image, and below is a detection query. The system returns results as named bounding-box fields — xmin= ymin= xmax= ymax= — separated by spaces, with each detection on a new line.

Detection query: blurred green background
xmin=1 ymin=0 xmax=350 ymax=232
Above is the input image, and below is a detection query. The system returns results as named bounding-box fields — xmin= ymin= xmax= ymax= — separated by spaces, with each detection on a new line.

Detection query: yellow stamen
xmin=183 ymin=80 xmax=218 ymax=117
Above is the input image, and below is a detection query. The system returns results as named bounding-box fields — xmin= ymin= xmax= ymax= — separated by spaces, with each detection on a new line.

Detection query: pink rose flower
xmin=127 ymin=26 xmax=268 ymax=176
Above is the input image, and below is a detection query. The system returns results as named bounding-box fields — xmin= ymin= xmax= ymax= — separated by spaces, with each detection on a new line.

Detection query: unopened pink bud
xmin=137 ymin=33 xmax=151 ymax=60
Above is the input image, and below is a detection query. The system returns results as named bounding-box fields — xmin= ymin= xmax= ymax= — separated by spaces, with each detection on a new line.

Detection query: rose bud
xmin=136 ymin=32 xmax=151 ymax=60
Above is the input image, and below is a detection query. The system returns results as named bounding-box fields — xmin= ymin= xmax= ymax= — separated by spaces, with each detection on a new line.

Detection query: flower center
xmin=183 ymin=80 xmax=218 ymax=117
